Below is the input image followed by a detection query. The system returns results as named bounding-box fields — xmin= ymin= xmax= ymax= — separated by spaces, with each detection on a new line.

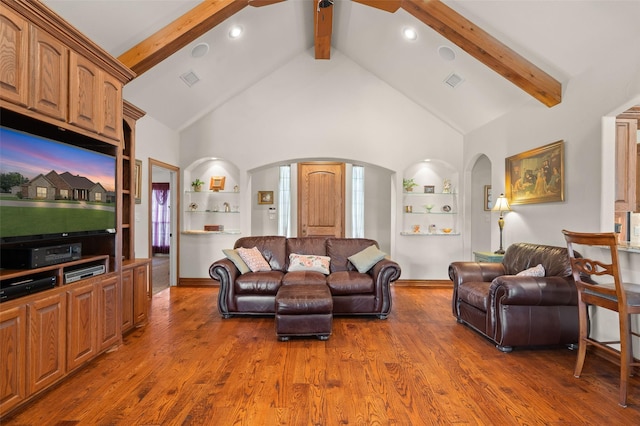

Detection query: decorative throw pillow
xmin=348 ymin=245 xmax=387 ymax=273
xmin=236 ymin=247 xmax=271 ymax=272
xmin=222 ymin=249 xmax=250 ymax=274
xmin=288 ymin=253 xmax=331 ymax=274
xmin=516 ymin=264 xmax=545 ymax=277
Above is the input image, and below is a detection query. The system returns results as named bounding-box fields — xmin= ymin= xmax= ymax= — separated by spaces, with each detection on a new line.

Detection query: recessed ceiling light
xmin=229 ymin=25 xmax=243 ymax=39
xmin=402 ymin=27 xmax=417 ymax=41
xmin=438 ymin=45 xmax=456 ymax=61
xmin=191 ymin=43 xmax=209 ymax=58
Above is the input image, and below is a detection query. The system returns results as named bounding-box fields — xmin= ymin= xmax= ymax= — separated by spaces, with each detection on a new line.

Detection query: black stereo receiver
xmin=1 ymin=243 xmax=82 ymax=269
xmin=0 ymin=276 xmax=57 ymax=302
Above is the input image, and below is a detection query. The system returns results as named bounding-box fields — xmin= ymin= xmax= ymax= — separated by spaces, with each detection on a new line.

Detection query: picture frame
xmin=134 ymin=159 xmax=142 ymax=204
xmin=484 ymin=185 xmax=492 ymax=211
xmin=424 ymin=185 xmax=435 ymax=194
xmin=210 ymin=176 xmax=226 ymax=191
xmin=258 ymin=191 xmax=274 ymax=205
xmin=505 ymin=140 xmax=564 ymax=205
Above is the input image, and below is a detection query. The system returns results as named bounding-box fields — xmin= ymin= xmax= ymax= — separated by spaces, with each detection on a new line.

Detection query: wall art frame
xmin=258 ymin=191 xmax=274 ymax=205
xmin=484 ymin=185 xmax=492 ymax=211
xmin=210 ymin=176 xmax=226 ymax=191
xmin=505 ymin=140 xmax=564 ymax=205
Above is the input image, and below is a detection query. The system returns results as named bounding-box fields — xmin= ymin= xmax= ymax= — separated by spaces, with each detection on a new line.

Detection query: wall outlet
xmin=634 ymin=225 xmax=640 ymax=236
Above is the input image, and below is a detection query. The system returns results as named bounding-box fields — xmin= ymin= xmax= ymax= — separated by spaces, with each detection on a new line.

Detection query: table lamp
xmin=491 ymin=193 xmax=512 ymax=254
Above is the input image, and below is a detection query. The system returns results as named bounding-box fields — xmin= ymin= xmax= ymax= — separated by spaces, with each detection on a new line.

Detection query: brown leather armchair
xmin=448 ymin=243 xmax=579 ymax=352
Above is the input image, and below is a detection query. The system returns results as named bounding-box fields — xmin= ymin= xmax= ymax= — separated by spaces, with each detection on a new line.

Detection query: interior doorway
xmin=148 ymin=158 xmax=180 ymax=294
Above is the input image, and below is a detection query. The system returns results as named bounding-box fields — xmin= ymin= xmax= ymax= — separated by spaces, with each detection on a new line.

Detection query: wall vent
xmin=180 ymin=70 xmax=200 ymax=87
xmin=444 ymin=72 xmax=464 ymax=88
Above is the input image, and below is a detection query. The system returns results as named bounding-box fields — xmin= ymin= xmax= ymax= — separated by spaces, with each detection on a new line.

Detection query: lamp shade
xmin=492 ymin=193 xmax=512 ymax=213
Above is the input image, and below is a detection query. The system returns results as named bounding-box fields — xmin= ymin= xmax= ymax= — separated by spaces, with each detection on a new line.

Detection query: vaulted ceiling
xmin=44 ymin=0 xmax=640 ymax=133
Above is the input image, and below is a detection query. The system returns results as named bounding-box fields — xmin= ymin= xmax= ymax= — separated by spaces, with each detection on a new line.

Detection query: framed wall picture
xmin=134 ymin=159 xmax=142 ymax=204
xmin=505 ymin=140 xmax=564 ymax=205
xmin=210 ymin=176 xmax=226 ymax=191
xmin=484 ymin=185 xmax=492 ymax=211
xmin=258 ymin=191 xmax=274 ymax=205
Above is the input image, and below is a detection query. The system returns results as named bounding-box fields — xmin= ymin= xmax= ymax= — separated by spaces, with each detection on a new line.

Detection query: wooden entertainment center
xmin=0 ymin=0 xmax=150 ymax=416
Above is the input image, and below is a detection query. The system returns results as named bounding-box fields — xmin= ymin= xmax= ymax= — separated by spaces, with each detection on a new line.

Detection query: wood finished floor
xmin=4 ymin=286 xmax=640 ymax=425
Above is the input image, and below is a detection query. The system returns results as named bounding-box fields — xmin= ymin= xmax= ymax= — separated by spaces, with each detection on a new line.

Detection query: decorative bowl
xmin=441 ymin=228 xmax=453 ymax=234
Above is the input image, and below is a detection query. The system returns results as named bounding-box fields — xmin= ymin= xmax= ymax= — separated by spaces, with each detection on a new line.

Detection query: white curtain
xmin=278 ymin=165 xmax=291 ymax=237
xmin=352 ymin=165 xmax=365 ymax=238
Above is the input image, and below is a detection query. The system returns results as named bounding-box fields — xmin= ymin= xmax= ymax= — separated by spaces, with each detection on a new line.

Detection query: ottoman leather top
xmin=275 ymin=284 xmax=333 ymax=315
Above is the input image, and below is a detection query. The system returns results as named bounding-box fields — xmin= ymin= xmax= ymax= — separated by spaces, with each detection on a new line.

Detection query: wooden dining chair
xmin=562 ymin=230 xmax=640 ymax=407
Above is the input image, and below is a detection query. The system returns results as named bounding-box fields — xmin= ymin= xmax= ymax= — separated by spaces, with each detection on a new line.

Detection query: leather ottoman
xmin=275 ymin=284 xmax=333 ymax=341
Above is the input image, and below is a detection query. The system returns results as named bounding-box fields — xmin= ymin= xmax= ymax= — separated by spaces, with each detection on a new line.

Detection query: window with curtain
xmin=278 ymin=165 xmax=291 ymax=237
xmin=352 ymin=165 xmax=365 ymax=237
xmin=152 ymin=182 xmax=170 ymax=254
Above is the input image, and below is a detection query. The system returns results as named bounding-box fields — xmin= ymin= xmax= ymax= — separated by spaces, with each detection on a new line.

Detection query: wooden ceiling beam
xmin=117 ymin=0 xmax=250 ymax=77
xmin=352 ymin=0 xmax=401 ymax=13
xmin=400 ymin=0 xmax=561 ymax=107
xmin=314 ymin=1 xmax=334 ymax=59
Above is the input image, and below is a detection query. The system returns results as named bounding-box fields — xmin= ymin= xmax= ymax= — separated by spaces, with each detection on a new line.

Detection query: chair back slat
xmin=562 ymin=230 xmax=624 ymax=305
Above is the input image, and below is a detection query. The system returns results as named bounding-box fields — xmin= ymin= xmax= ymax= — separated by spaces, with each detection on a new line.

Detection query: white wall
xmin=133 ymin=114 xmax=181 ymax=258
xmin=178 ymin=49 xmax=463 ymax=279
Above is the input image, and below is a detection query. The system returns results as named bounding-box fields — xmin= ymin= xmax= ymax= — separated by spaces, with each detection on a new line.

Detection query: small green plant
xmin=403 ymin=178 xmax=418 ymax=192
xmin=191 ymin=179 xmax=205 ymax=190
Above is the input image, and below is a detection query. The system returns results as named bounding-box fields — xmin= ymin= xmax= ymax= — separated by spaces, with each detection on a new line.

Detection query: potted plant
xmin=191 ymin=179 xmax=205 ymax=192
xmin=403 ymin=178 xmax=418 ymax=192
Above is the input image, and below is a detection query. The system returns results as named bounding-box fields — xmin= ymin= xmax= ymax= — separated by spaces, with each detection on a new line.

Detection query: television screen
xmin=0 ymin=126 xmax=116 ymax=243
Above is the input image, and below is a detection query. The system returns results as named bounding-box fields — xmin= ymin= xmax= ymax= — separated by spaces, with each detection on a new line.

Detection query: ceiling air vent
xmin=444 ymin=72 xmax=464 ymax=88
xmin=180 ymin=70 xmax=200 ymax=87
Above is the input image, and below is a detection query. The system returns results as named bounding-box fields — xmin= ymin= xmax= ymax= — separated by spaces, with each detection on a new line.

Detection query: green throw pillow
xmin=222 ymin=249 xmax=250 ymax=274
xmin=348 ymin=245 xmax=386 ymax=273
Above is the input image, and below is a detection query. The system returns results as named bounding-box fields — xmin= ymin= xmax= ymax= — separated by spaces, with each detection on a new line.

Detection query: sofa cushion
xmin=327 ymin=271 xmax=374 ymax=295
xmin=237 ymin=247 xmax=272 ymax=272
xmin=348 ymin=245 xmax=387 ymax=273
xmin=288 ymin=253 xmax=330 ymax=274
xmin=282 ymin=270 xmax=327 ymax=286
xmin=234 ymin=236 xmax=287 ymax=271
xmin=457 ymin=281 xmax=491 ymax=312
xmin=516 ymin=264 xmax=545 ymax=277
xmin=327 ymin=238 xmax=380 ymax=273
xmin=235 ymin=271 xmax=283 ymax=294
xmin=222 ymin=248 xmax=250 ymax=274
xmin=502 ymin=243 xmax=573 ymax=277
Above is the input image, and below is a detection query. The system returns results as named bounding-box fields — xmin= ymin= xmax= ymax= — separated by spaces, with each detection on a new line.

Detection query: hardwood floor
xmin=4 ymin=287 xmax=640 ymax=425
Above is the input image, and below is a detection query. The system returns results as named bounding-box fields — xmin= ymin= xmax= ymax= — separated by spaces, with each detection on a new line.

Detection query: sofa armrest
xmin=449 ymin=262 xmax=506 ymax=317
xmin=209 ymin=258 xmax=240 ymax=317
xmin=370 ymin=258 xmax=401 ymax=316
xmin=490 ymin=275 xmax=578 ymax=306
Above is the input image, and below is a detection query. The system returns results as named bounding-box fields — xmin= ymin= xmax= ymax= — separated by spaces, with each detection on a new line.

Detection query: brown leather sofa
xmin=209 ymin=236 xmax=401 ymax=319
xmin=448 ymin=243 xmax=579 ymax=352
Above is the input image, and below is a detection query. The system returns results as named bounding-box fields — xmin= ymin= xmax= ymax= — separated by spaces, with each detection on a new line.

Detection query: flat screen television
xmin=0 ymin=120 xmax=117 ymax=244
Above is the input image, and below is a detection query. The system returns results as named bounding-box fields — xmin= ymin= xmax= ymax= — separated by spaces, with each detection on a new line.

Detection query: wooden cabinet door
xmin=133 ymin=265 xmax=148 ymax=325
xmin=0 ymin=7 xmax=29 ymax=107
xmin=0 ymin=305 xmax=27 ymax=415
xmin=69 ymin=51 xmax=99 ymax=133
xmin=97 ymin=275 xmax=120 ymax=350
xmin=28 ymin=293 xmax=66 ymax=395
xmin=30 ymin=26 xmax=67 ymax=121
xmin=66 ymin=282 xmax=97 ymax=372
xmin=121 ymin=268 xmax=134 ymax=332
xmin=615 ymin=119 xmax=638 ymax=212
xmin=99 ymin=72 xmax=122 ymax=141
xmin=298 ymin=162 xmax=345 ymax=237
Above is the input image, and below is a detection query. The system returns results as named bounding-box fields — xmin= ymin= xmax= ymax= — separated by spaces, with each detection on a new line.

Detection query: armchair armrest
xmin=449 ymin=262 xmax=506 ymax=317
xmin=209 ymin=258 xmax=240 ymax=317
xmin=490 ymin=275 xmax=578 ymax=306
